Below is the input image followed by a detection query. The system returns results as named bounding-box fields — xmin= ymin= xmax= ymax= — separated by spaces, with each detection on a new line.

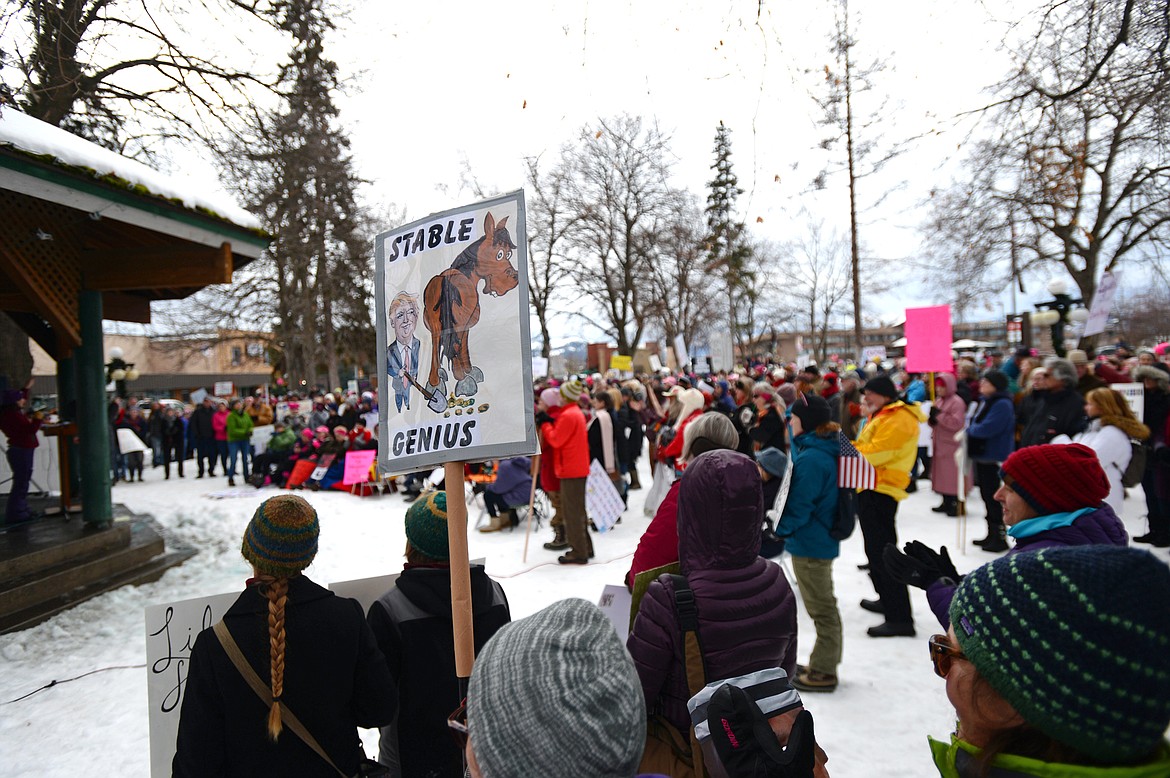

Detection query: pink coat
xmin=931 ymin=374 xmax=972 ymax=497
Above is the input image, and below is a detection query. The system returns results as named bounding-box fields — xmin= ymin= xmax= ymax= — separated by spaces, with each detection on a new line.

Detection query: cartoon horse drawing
xmin=421 ymin=211 xmax=519 ymax=412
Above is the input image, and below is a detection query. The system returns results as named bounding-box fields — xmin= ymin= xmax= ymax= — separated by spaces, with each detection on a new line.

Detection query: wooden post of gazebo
xmin=76 ymin=290 xmax=112 ymax=528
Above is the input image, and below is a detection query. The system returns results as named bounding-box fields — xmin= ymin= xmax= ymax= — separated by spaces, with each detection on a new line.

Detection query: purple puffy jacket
xmin=926 ymin=503 xmax=1129 ymax=626
xmin=627 ymin=449 xmax=798 ymax=734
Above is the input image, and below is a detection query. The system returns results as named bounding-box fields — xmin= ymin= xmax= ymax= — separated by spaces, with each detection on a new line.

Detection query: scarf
xmin=590 ymin=410 xmax=615 ymax=473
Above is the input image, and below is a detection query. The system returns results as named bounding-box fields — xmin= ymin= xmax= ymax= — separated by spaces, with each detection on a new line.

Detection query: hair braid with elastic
xmin=265 ymin=577 xmax=289 ymax=741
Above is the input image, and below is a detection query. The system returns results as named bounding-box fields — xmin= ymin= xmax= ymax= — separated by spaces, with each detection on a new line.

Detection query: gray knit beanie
xmin=467 ymin=598 xmax=646 ymax=777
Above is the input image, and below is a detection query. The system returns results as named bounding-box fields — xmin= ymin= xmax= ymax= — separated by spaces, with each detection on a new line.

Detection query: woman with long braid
xmin=173 ymin=495 xmax=396 ymax=776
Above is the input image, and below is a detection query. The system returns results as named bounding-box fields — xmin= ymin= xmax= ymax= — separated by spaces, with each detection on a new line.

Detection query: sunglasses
xmin=929 ymin=634 xmax=968 ymax=678
xmin=447 ymin=698 xmax=469 ymax=751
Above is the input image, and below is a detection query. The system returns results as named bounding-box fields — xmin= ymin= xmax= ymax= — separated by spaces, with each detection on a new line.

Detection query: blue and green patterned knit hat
xmin=241 ymin=495 xmax=319 ymax=578
xmin=405 ymin=491 xmax=449 ymax=561
xmin=950 ymin=546 xmax=1170 ymax=763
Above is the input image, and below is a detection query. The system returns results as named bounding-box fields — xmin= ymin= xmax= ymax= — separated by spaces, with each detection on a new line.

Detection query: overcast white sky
xmin=103 ymin=0 xmax=1088 ymax=343
xmin=321 ymin=0 xmax=1043 ymax=342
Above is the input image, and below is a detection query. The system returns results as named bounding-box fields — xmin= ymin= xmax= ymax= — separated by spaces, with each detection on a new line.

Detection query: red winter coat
xmin=539 ymin=405 xmax=563 ymax=492
xmin=658 ymin=409 xmax=702 ymax=462
xmin=625 ymin=481 xmax=681 ymax=589
xmin=0 ymin=392 xmax=41 ymax=449
xmin=541 ymin=403 xmax=590 ymax=479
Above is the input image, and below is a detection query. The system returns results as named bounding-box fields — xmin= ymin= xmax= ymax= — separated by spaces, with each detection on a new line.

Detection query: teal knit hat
xmin=949 ymin=546 xmax=1170 ymax=763
xmin=241 ymin=495 xmax=319 ymax=577
xmin=405 ymin=491 xmax=449 ymax=561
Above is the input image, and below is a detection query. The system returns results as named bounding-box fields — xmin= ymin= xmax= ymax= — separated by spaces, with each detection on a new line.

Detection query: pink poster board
xmin=343 ymin=449 xmax=377 ymax=485
xmin=904 ymin=305 xmax=954 ymax=372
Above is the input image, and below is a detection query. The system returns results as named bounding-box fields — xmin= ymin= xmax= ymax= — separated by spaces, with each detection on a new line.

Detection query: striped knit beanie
xmin=241 ymin=495 xmax=319 ymax=578
xmin=999 ymin=443 xmax=1109 ymax=515
xmin=560 ymin=378 xmax=585 ymax=403
xmin=949 ymin=546 xmax=1170 ymax=762
xmin=468 ymin=598 xmax=646 ymax=777
xmin=404 ymin=491 xmax=449 ymax=561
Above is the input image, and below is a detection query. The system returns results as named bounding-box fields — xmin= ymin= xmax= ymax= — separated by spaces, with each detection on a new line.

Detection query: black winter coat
xmin=190 ymin=404 xmax=216 ymax=439
xmin=367 ymin=564 xmax=510 ymax=778
xmin=172 ymin=577 xmax=396 ymax=777
xmin=1018 ymin=388 xmax=1087 ymax=448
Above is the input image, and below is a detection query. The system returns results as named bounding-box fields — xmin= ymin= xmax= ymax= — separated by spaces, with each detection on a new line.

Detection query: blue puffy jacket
xmin=775 ymin=431 xmax=840 ymax=559
xmin=966 ymin=392 xmax=1015 ymax=463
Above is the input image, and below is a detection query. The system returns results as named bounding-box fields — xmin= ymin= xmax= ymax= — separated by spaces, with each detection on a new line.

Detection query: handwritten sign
xmin=609 ymin=354 xmax=632 ymax=372
xmin=1084 ymin=270 xmax=1121 ymax=337
xmin=585 ymin=459 xmax=625 ymax=532
xmin=531 ymin=356 xmax=549 ymax=379
xmin=250 ymin=424 xmax=274 ymax=456
xmin=310 ymin=453 xmax=335 ymax=481
xmin=343 ymin=449 xmax=377 ymax=485
xmin=145 ymin=590 xmax=238 ymax=777
xmin=597 ymin=584 xmax=633 ymax=642
xmin=673 ymin=335 xmax=690 ymax=368
xmin=904 ymin=305 xmax=954 ymax=373
xmin=213 ymin=381 xmax=234 ymax=398
xmin=189 ymin=388 xmax=208 ymax=405
xmin=116 ymin=428 xmax=148 ymax=454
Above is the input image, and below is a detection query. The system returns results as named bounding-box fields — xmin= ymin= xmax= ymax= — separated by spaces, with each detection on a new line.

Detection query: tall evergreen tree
xmin=221 ymin=0 xmax=373 ymax=390
xmin=704 ymin=122 xmax=754 ymax=354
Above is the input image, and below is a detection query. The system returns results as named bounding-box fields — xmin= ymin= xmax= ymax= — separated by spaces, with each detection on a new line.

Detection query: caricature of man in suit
xmin=387 ymin=291 xmax=421 ymax=412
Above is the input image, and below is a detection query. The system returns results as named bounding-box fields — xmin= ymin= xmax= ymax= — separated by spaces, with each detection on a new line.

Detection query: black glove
xmin=534 ymin=411 xmax=553 ymax=427
xmin=707 ymin=684 xmax=816 ymax=778
xmin=927 ymin=406 xmax=940 ymax=427
xmin=905 ymin=540 xmax=960 ymax=580
xmin=883 ymin=541 xmax=959 ymax=590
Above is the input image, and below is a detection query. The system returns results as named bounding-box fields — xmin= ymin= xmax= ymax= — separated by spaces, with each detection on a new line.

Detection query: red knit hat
xmin=999 ymin=443 xmax=1109 ymax=515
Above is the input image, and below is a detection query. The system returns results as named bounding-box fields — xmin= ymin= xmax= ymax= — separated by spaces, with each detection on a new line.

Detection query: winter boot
xmin=479 ymin=513 xmax=506 ymax=533
xmin=791 ymin=668 xmax=838 ymax=693
xmin=981 ymin=524 xmax=1008 ymax=553
xmin=628 ymin=469 xmax=642 ymax=490
xmin=543 ymin=526 xmax=569 ymax=551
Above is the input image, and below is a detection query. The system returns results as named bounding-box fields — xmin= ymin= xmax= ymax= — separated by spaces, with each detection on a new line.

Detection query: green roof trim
xmin=0 ymin=145 xmax=270 ymax=247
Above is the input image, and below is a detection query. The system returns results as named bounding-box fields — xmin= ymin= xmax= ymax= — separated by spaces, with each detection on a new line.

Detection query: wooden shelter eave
xmin=0 ymin=150 xmax=268 ymax=260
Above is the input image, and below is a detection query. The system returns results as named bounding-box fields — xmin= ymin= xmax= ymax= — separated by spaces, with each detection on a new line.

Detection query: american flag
xmin=838 ymin=432 xmax=877 ymax=490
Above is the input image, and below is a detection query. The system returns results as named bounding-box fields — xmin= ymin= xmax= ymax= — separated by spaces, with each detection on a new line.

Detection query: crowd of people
xmin=10 ymin=339 xmax=1170 ymax=776
xmin=105 ymin=390 xmax=381 ymax=491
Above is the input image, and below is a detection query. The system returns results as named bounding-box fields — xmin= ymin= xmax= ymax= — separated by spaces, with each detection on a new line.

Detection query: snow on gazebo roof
xmin=0 ymin=108 xmax=260 ymax=231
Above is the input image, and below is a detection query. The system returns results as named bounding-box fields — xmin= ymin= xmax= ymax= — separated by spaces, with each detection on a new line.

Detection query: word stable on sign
xmin=385 ymin=215 xmax=475 ymax=262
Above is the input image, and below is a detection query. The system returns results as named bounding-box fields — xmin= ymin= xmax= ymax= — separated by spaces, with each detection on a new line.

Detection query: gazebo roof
xmin=0 ymin=109 xmax=270 ymax=355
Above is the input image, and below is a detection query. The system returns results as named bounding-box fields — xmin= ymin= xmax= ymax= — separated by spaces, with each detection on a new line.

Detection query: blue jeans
xmin=227 ymin=441 xmax=250 ymax=479
xmin=215 ymin=440 xmax=229 ymax=473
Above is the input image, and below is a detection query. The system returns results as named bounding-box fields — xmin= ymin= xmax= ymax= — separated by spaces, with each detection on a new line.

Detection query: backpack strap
xmin=667 ymin=574 xmax=708 ymax=777
xmin=212 ymin=620 xmax=349 ymax=778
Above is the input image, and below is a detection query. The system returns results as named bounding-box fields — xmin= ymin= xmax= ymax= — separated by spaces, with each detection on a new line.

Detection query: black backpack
xmin=1121 ymin=440 xmax=1147 ymax=488
xmin=832 ymin=488 xmax=858 ymax=541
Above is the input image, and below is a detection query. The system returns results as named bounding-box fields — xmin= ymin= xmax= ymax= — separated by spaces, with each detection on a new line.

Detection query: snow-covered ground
xmin=2 ymin=460 xmax=1167 ymax=777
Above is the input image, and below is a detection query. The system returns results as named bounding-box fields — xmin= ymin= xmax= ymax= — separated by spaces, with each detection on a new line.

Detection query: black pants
xmin=858 ymin=490 xmax=912 ymax=624
xmin=484 ymin=491 xmax=510 ymax=517
xmin=196 ymin=437 xmax=217 ymax=475
xmin=1143 ymin=464 xmax=1169 ymax=537
xmin=974 ymin=461 xmax=1004 ymax=529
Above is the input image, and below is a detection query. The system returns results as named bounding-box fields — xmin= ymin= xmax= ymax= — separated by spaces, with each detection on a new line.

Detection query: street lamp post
xmin=104 ymin=346 xmax=140 ymax=398
xmin=1032 ymin=279 xmax=1088 ymax=359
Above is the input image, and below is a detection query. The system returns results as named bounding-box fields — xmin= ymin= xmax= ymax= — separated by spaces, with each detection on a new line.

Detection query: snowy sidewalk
xmin=2 ymin=461 xmax=1167 ymax=777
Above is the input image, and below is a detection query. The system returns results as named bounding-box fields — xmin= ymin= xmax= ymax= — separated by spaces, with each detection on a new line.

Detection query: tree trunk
xmin=0 ymin=314 xmax=33 ymax=389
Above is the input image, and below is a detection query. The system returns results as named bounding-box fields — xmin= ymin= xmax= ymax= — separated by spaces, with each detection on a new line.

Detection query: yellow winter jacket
xmin=853 ymin=400 xmax=925 ymax=501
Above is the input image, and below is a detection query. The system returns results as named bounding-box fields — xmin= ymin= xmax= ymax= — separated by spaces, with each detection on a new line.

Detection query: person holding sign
xmin=367 ymin=492 xmax=510 ymax=776
xmin=173 ymin=495 xmax=396 ymax=776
